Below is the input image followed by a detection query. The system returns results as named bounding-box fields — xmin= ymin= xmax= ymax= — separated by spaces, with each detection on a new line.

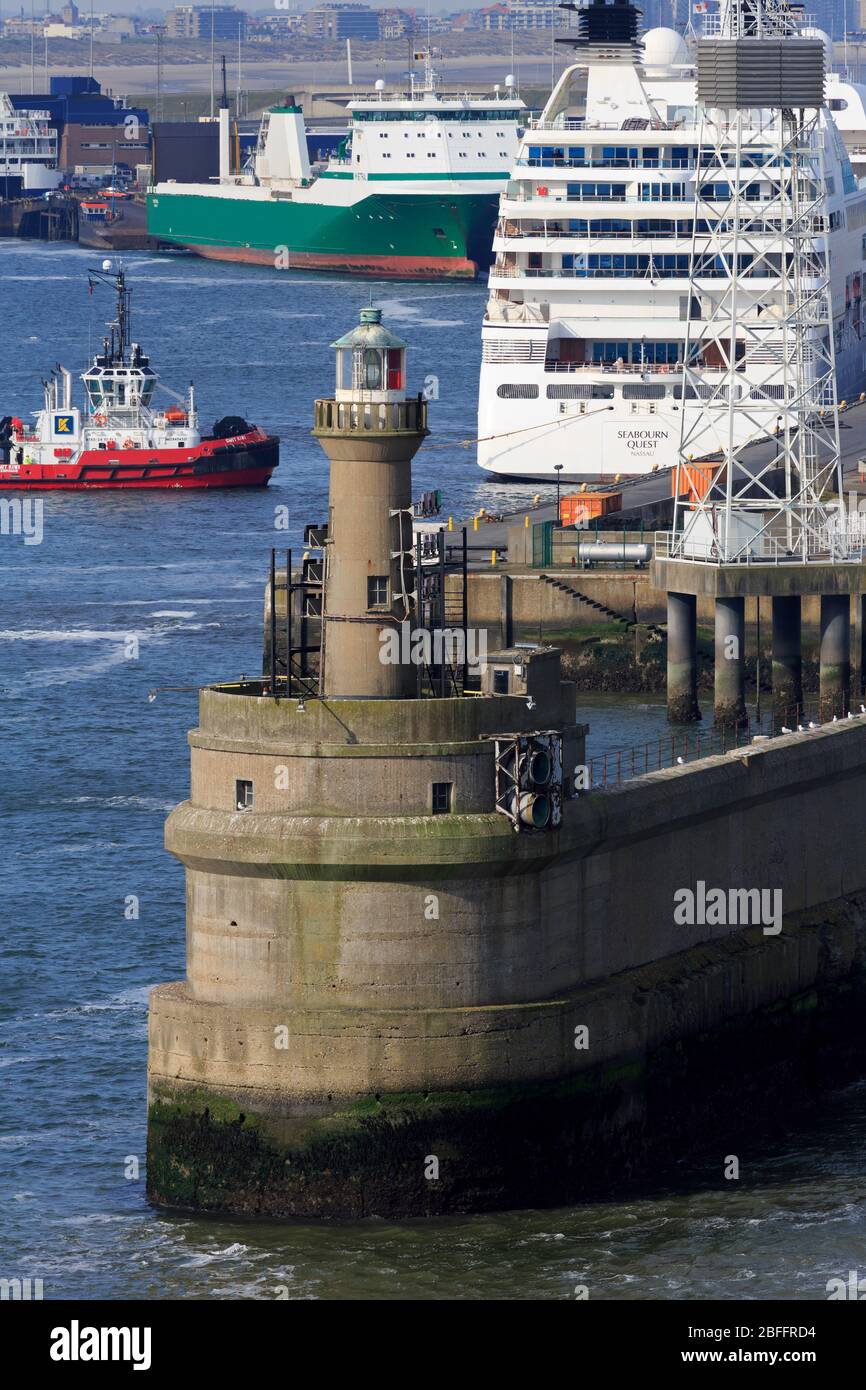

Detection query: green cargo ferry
xmin=147 ymin=68 xmax=525 ymax=280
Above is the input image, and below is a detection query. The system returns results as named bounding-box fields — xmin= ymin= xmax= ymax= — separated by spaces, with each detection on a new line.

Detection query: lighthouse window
xmin=235 ymin=780 xmax=254 ymax=811
xmin=431 ymin=783 xmax=453 ymax=815
xmin=367 ymin=575 xmax=389 ymax=608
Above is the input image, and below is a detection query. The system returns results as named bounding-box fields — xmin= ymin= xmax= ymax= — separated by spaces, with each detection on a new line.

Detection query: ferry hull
xmin=0 ymin=433 xmax=279 ymax=491
xmin=187 ymin=243 xmax=478 ymax=279
xmin=147 ymin=190 xmax=500 ymax=280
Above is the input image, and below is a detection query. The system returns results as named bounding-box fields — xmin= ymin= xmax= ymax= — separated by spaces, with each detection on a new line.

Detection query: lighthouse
xmin=313 ymin=307 xmax=426 ymax=699
xmin=146 ymin=308 xmax=584 ymax=1219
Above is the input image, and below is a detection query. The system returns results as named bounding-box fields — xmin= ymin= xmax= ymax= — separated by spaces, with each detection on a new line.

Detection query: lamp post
xmin=554 ymin=462 xmax=564 ymax=524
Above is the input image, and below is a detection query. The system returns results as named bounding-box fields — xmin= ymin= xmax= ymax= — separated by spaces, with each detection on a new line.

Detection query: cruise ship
xmin=478 ymin=7 xmax=866 ymax=481
xmin=0 ymin=94 xmax=62 ymax=198
xmin=148 ymin=59 xmax=525 ymax=280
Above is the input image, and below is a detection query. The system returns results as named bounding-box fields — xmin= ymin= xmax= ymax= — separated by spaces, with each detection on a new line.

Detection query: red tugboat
xmin=0 ymin=261 xmax=278 ymax=490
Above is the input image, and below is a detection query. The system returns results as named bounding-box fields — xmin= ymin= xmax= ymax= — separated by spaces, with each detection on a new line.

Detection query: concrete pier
xmin=772 ymin=595 xmax=802 ymax=729
xmin=820 ymin=594 xmax=851 ymax=721
xmin=667 ymin=590 xmax=700 ymax=723
xmin=714 ymin=595 xmax=746 ymax=728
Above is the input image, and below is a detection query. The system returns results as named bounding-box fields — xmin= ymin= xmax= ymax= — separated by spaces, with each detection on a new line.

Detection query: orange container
xmin=671 ymin=461 xmax=719 ymax=501
xmin=559 ymin=490 xmax=622 ymax=526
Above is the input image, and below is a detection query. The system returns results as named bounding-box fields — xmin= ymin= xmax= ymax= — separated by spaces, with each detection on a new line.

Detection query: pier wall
xmin=458 ymin=570 xmax=849 ymax=648
xmin=148 ymin=702 xmax=866 ymax=1216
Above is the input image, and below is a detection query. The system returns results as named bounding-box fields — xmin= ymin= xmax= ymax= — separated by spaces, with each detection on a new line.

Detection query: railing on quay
xmin=586 ymin=701 xmax=863 ymax=790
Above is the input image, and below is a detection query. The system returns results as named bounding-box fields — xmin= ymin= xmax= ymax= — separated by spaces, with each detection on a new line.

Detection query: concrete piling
xmin=772 ymin=595 xmax=802 ymax=729
xmin=819 ymin=594 xmax=851 ymax=721
xmin=714 ymin=595 xmax=746 ymax=729
xmin=667 ymin=590 xmax=700 ymax=723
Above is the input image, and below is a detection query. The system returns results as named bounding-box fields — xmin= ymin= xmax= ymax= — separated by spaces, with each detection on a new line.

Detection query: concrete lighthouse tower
xmin=146 ymin=308 xmax=586 ymax=1219
xmin=314 ymin=307 xmax=426 ymax=699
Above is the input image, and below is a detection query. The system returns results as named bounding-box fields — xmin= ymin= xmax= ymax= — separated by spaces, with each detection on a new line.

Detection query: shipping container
xmin=671 ymin=460 xmax=720 ymax=501
xmin=559 ymin=490 xmax=622 ymax=526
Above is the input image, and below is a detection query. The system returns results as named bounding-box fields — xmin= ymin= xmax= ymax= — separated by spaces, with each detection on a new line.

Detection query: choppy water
xmin=1 ymin=243 xmax=864 ymax=1301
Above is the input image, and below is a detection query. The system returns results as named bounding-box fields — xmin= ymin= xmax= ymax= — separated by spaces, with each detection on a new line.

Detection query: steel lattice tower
xmin=670 ymin=0 xmax=846 ymax=563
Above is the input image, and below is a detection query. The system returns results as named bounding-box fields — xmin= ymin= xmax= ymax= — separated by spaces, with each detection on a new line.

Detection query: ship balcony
xmin=489 ymin=261 xmax=787 ymax=285
xmin=515 ymin=157 xmax=694 ymax=172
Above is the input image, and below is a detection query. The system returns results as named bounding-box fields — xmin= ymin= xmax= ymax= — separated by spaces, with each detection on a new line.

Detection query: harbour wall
xmin=456 ymin=570 xmax=855 ymax=647
xmin=147 ymin=703 xmax=866 ymax=1216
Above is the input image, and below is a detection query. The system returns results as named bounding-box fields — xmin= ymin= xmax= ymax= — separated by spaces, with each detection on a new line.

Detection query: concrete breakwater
xmin=147 ymin=306 xmax=866 ymax=1219
xmin=147 ymin=698 xmax=866 ymax=1218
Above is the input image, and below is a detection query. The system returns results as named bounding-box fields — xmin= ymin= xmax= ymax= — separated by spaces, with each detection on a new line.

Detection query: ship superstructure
xmin=0 ymin=93 xmax=62 ymax=197
xmin=147 ymin=59 xmax=525 ymax=280
xmin=478 ymin=5 xmax=866 ymax=481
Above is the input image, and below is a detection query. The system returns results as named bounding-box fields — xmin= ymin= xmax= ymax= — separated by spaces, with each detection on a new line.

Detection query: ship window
xmin=546 ymin=384 xmax=591 ymax=399
xmin=368 ymin=575 xmax=389 ymax=608
xmin=497 ymin=384 xmax=539 ymax=398
xmin=431 ymin=782 xmax=453 ymax=815
xmin=493 ymin=669 xmax=510 ymax=694
xmin=622 ymin=384 xmax=666 ymax=399
xmin=235 ymin=779 xmax=254 ymax=811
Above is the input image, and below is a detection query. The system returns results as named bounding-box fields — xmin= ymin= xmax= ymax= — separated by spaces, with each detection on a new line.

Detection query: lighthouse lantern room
xmin=332 ymin=306 xmax=407 ymax=401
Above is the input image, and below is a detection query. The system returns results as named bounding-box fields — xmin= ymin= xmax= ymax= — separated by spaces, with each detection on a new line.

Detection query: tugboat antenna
xmin=87 ymin=262 xmax=131 ymax=363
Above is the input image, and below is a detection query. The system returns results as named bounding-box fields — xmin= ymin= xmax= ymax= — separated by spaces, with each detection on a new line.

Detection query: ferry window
xmin=497 ymin=384 xmax=539 ymax=399
xmin=493 ymin=669 xmax=510 ymax=694
xmin=235 ymin=780 xmax=254 ymax=811
xmin=547 ymin=384 xmax=591 ymax=399
xmin=367 ymin=576 xmax=389 ymax=608
xmin=431 ymin=783 xmax=453 ymax=815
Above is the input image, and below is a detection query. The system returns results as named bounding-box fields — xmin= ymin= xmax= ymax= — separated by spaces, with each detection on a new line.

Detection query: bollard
xmin=473 ymin=515 xmax=479 ymax=532
xmin=447 ymin=515 xmax=453 ymax=531
xmin=491 ymin=549 xmax=497 ymax=566
xmin=524 ymin=514 xmax=529 ymax=528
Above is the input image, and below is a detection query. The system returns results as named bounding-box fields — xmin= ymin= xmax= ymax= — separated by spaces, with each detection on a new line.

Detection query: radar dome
xmin=642 ymin=27 xmax=690 ymax=72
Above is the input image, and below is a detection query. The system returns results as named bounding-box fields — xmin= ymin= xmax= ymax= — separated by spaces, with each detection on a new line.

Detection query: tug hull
xmin=0 ymin=431 xmax=279 ymax=490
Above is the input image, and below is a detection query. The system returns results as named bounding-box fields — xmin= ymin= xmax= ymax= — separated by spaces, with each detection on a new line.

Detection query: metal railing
xmin=587 ymin=702 xmax=863 ymax=790
xmin=490 ymin=263 xmax=777 ymax=281
xmin=543 ymin=359 xmax=684 ymax=374
xmin=313 ymin=396 xmax=427 ymax=434
xmin=655 ymin=527 xmax=866 ymax=566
